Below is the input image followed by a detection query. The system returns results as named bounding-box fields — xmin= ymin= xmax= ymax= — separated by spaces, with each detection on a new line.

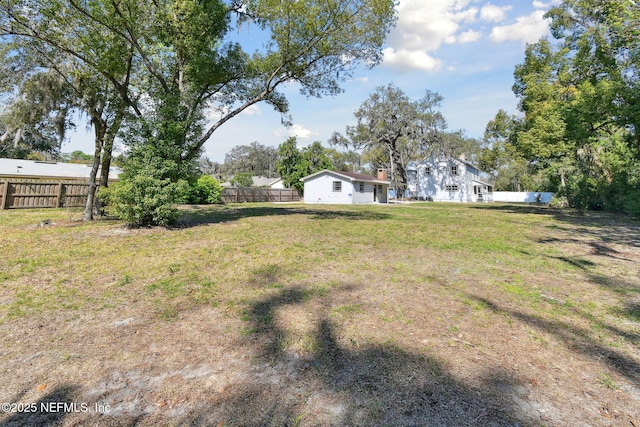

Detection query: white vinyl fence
xmin=492 ymin=191 xmax=554 ymax=204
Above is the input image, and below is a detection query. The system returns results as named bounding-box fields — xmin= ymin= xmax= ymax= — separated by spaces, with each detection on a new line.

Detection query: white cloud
xmin=240 ymin=104 xmax=261 ymax=116
xmin=382 ymin=48 xmax=443 ymax=72
xmin=532 ymin=0 xmax=561 ymax=9
xmin=489 ymin=10 xmax=551 ymax=44
xmin=480 ymin=4 xmax=512 ymax=23
xmin=390 ymin=0 xmax=476 ymax=51
xmin=383 ymin=0 xmax=484 ymax=71
xmin=274 ymin=124 xmax=318 ymax=140
xmin=458 ymin=30 xmax=482 ymax=43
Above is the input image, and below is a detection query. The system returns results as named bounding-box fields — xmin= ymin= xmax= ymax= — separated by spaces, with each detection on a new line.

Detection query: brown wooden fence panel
xmin=0 ymin=180 xmax=301 ymax=209
xmin=0 ymin=181 xmax=7 ymax=210
xmin=220 ymin=187 xmax=301 ymax=203
xmin=0 ymin=179 xmax=89 ymax=209
xmin=61 ymin=182 xmax=90 ymax=207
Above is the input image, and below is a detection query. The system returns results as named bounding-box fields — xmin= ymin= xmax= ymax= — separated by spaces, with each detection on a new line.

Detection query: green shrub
xmin=189 ymin=175 xmax=223 ymax=204
xmin=101 ymin=174 xmax=189 ymax=227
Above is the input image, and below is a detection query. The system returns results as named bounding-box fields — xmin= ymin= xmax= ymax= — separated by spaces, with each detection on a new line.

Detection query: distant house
xmin=220 ymin=175 xmax=282 ymax=188
xmin=406 ymin=155 xmax=493 ymax=202
xmin=0 ymin=158 xmax=121 ymax=181
xmin=300 ymin=170 xmax=389 ymax=204
xmin=268 ymin=177 xmax=285 ymax=189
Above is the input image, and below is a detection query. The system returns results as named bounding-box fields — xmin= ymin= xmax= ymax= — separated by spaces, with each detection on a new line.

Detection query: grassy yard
xmin=0 ymin=202 xmax=639 ymax=426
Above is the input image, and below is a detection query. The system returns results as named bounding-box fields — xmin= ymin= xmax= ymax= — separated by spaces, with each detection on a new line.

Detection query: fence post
xmin=56 ymin=182 xmax=63 ymax=208
xmin=0 ymin=180 xmax=7 ymax=210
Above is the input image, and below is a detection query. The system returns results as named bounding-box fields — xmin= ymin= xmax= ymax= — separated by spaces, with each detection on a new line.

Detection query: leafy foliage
xmin=501 ymin=1 xmax=640 ymax=213
xmin=275 ymin=138 xmax=334 ymax=191
xmin=189 ymin=174 xmax=223 ymax=204
xmin=101 ymin=172 xmax=190 ymax=228
xmin=334 ymin=84 xmax=479 ymax=187
xmin=230 ymin=172 xmax=253 ymax=187
xmin=222 ymin=141 xmax=278 ymax=178
xmin=1 ymin=0 xmax=397 ymax=225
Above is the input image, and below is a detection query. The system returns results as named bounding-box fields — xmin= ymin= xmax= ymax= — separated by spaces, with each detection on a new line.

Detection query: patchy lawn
xmin=0 ymin=203 xmax=638 ymax=426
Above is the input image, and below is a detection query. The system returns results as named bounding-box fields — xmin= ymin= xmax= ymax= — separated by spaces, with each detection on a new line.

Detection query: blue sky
xmin=66 ymin=0 xmax=561 ymax=163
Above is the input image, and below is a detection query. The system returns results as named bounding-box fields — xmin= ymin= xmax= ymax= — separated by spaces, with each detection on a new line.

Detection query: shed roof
xmin=0 ymin=158 xmax=121 ymax=180
xmin=300 ymin=169 xmax=389 ymax=184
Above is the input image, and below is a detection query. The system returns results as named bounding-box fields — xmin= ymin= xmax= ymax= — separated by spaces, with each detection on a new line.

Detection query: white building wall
xmin=269 ymin=179 xmax=285 ymax=189
xmin=413 ymin=157 xmax=467 ymax=202
xmin=303 ymin=175 xmax=355 ymax=204
xmin=352 ymin=181 xmax=376 ymax=204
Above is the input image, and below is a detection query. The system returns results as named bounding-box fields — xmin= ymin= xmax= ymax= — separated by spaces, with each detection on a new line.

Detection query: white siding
xmin=303 ymin=174 xmax=355 ymax=204
xmin=407 ymin=156 xmax=494 ymax=203
xmin=270 ymin=179 xmax=285 ymax=189
xmin=413 ymin=157 xmax=467 ymax=202
xmin=352 ymin=181 xmax=376 ymax=204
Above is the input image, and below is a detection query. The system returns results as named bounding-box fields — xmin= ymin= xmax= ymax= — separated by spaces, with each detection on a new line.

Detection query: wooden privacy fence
xmin=0 ymin=179 xmax=89 ymax=210
xmin=0 ymin=180 xmax=301 ymax=209
xmin=221 ymin=187 xmax=302 ymax=203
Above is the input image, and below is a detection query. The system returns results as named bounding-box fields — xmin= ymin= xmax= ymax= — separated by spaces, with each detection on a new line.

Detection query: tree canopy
xmin=275 ymin=138 xmax=334 ymax=191
xmin=1 ymin=0 xmax=397 ymax=225
xmin=333 ymin=83 xmax=479 ymax=188
xmin=502 ymin=0 xmax=640 ymax=212
xmin=222 ymin=141 xmax=278 ymax=178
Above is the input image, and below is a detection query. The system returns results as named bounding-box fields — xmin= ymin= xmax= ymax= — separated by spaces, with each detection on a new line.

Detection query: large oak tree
xmin=1 ymin=0 xmax=397 ymax=224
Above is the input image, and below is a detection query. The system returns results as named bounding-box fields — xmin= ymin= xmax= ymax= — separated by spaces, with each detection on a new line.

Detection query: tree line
xmin=2 ymin=0 xmax=638 ymax=223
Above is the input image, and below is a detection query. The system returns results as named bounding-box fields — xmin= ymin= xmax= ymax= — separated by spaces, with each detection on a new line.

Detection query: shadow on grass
xmin=177 ymin=285 xmax=540 ymax=426
xmin=0 ymin=385 xmax=79 ymax=427
xmin=175 ymin=204 xmax=392 ymax=228
xmin=473 ymin=204 xmax=640 ymax=248
xmin=467 ymin=295 xmax=640 ymax=386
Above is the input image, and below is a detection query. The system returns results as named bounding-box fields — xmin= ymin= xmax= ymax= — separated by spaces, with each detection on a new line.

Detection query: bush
xmin=101 ymin=174 xmax=190 ymax=227
xmin=549 ymin=195 xmax=569 ymax=209
xmin=189 ymin=175 xmax=223 ymax=204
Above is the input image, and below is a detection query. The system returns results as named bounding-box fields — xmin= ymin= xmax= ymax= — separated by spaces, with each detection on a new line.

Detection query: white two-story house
xmin=405 ymin=155 xmax=493 ymax=203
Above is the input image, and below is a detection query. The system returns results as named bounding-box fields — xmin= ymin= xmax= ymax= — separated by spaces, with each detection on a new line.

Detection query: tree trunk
xmin=83 ymin=119 xmax=106 ymax=221
xmin=94 ymin=107 xmax=124 ymax=216
xmin=560 ymin=168 xmax=574 ymax=208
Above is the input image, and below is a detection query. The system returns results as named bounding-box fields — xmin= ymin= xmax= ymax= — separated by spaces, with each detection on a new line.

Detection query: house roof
xmin=0 ymin=158 xmax=121 ymax=180
xmin=220 ymin=175 xmax=281 ymax=187
xmin=300 ymin=169 xmax=389 ymax=184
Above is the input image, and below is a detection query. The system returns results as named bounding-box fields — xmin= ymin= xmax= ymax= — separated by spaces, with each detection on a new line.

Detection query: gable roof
xmin=300 ymin=169 xmax=389 ymax=184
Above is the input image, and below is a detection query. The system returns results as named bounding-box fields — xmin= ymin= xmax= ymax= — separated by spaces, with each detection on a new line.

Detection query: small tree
xmin=276 ymin=138 xmax=334 ymax=191
xmin=230 ymin=172 xmax=253 ymax=187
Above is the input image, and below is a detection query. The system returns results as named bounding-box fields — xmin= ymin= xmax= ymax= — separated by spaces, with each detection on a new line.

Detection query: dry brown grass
xmin=0 ymin=203 xmax=639 ymax=426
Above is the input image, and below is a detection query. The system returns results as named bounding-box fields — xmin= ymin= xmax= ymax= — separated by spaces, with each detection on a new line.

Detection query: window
xmin=450 ymin=165 xmax=458 ymax=175
xmin=424 ymin=167 xmax=431 ymax=175
xmin=445 ymin=185 xmax=459 ymax=191
xmin=358 ymin=182 xmax=365 ymax=193
xmin=333 ymin=181 xmax=342 ymax=192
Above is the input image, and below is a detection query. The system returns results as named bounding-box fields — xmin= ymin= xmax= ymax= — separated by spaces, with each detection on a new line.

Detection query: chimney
xmin=377 ymin=168 xmax=388 ymax=181
xmin=459 ymin=153 xmax=466 ymax=161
